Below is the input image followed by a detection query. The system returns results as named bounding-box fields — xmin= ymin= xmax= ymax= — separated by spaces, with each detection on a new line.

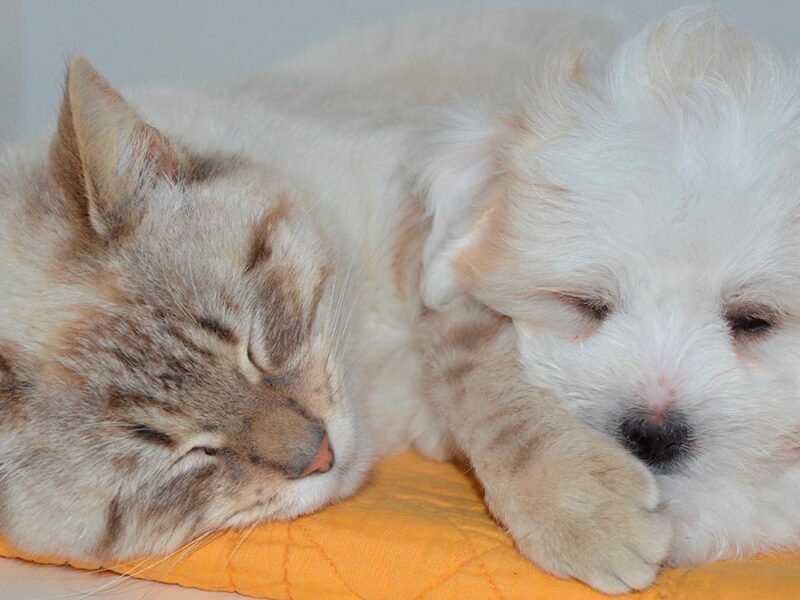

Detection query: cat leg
xmin=417 ymin=298 xmax=671 ymax=594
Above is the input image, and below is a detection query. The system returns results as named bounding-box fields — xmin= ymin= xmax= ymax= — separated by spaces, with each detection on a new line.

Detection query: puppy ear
xmin=49 ymin=55 xmax=188 ymax=240
xmin=416 ymin=107 xmax=515 ymax=308
xmin=416 ymin=34 xmax=604 ymax=309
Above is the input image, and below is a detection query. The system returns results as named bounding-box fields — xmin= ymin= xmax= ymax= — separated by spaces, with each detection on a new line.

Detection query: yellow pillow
xmin=1 ymin=452 xmax=798 ymax=599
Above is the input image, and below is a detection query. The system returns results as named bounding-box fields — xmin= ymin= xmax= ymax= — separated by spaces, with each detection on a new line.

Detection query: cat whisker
xmin=224 ymin=521 xmax=259 ymax=572
xmin=29 ymin=531 xmax=216 ymax=600
xmin=84 ymin=531 xmax=220 ymax=600
xmin=133 ymin=530 xmax=226 ymax=600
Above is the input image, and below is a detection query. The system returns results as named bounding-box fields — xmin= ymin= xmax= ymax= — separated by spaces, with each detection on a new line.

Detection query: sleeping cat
xmin=0 ymin=56 xmax=374 ymax=560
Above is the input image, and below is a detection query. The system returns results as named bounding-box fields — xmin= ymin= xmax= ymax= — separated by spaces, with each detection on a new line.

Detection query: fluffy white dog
xmin=288 ymin=4 xmax=800 ymax=589
xmin=411 ymin=5 xmax=800 ymax=572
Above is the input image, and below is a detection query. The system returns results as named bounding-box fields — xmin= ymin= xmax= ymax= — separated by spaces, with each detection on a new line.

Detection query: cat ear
xmin=417 ymin=107 xmax=514 ymax=308
xmin=49 ymin=55 xmax=188 ymax=239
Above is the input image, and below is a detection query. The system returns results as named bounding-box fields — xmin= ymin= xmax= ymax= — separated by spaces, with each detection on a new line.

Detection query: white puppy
xmin=409 ymin=6 xmax=800 ymax=569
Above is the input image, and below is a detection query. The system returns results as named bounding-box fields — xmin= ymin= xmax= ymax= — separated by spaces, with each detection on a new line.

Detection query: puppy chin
xmin=658 ymin=461 xmax=800 ymax=566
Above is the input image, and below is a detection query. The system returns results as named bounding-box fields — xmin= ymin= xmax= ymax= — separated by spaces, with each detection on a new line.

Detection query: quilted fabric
xmin=1 ymin=451 xmax=799 ymax=599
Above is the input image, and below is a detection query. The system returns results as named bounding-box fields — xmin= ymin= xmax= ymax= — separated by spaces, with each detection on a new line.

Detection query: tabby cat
xmin=0 ymin=56 xmax=373 ymax=560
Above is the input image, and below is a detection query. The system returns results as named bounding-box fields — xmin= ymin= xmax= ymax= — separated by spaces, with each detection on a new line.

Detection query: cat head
xmin=0 ymin=57 xmax=371 ymax=560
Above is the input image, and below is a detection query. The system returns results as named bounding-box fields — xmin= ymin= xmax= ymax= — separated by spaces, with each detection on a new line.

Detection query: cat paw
xmin=491 ymin=434 xmax=672 ymax=594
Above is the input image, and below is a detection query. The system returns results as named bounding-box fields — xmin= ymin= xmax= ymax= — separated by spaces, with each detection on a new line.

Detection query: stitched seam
xmin=294 ymin=522 xmax=364 ymax=599
xmin=284 ymin=521 xmax=293 ymax=600
xmin=225 ymin=537 xmax=236 ymax=591
xmin=413 ymin=541 xmax=506 ymax=600
xmin=446 ymin=516 xmax=505 ymax=600
xmin=224 ymin=529 xmax=249 ymax=591
xmin=144 ymin=532 xmax=224 ymax=590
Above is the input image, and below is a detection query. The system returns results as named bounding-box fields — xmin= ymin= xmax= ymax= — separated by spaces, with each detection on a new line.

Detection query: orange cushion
xmin=1 ymin=451 xmax=798 ymax=599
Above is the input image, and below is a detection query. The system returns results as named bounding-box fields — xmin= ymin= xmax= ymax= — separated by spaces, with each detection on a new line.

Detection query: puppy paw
xmin=488 ymin=433 xmax=672 ymax=594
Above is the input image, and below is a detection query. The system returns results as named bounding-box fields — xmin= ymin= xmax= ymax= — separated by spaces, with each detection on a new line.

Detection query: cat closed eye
xmin=189 ymin=446 xmax=220 ymax=456
xmin=246 ymin=341 xmax=284 ymax=386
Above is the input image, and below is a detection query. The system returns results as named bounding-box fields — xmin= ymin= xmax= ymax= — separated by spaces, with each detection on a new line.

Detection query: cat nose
xmin=299 ymin=432 xmax=334 ymax=477
xmin=619 ymin=412 xmax=691 ymax=472
xmin=249 ymin=407 xmax=334 ymax=478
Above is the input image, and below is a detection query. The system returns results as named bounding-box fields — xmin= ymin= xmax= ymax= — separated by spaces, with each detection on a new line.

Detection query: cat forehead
xmin=119 ymin=214 xmax=330 ymax=329
xmin=126 ymin=168 xmax=332 ymax=281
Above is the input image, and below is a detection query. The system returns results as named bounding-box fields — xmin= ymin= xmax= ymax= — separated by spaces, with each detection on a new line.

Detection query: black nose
xmin=619 ymin=413 xmax=691 ymax=472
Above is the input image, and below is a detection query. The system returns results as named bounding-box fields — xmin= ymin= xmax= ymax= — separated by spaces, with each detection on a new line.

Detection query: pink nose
xmin=300 ymin=433 xmax=334 ymax=477
xmin=640 ymin=376 xmax=676 ymax=416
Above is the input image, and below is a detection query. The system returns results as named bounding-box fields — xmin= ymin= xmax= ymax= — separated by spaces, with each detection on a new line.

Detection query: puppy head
xmin=419 ymin=8 xmax=800 ymax=561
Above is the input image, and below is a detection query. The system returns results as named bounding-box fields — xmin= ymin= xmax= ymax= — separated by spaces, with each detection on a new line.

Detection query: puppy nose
xmin=299 ymin=432 xmax=334 ymax=477
xmin=619 ymin=413 xmax=691 ymax=471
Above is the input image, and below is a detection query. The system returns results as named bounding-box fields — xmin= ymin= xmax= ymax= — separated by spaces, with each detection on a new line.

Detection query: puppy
xmin=413 ymin=4 xmax=800 ymax=579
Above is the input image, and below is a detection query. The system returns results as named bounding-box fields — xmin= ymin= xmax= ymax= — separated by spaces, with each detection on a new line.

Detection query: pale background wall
xmin=1 ymin=0 xmax=798 ymax=144
xmin=0 ymin=0 xmax=22 ymax=143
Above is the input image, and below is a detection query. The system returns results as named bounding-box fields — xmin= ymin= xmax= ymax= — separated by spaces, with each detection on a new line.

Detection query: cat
xmin=0 ymin=56 xmax=375 ymax=560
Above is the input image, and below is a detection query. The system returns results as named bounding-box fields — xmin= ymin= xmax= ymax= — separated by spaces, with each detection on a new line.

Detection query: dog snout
xmin=618 ymin=411 xmax=692 ymax=473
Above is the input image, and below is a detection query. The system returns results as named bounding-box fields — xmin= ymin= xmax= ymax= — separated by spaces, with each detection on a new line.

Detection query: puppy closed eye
xmin=726 ymin=306 xmax=777 ymax=339
xmin=555 ymin=293 xmax=613 ymax=322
